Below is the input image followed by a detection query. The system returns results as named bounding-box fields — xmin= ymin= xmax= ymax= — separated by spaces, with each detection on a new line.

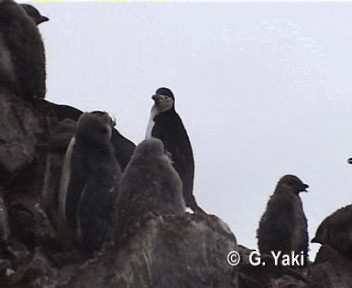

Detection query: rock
xmin=0 ymin=91 xmax=48 ymax=185
xmin=9 ymin=251 xmax=58 ymax=288
xmin=57 ymin=213 xmax=238 ymax=288
xmin=307 ymin=245 xmax=352 ymax=288
xmin=237 ymin=245 xmax=309 ymax=288
xmin=268 ymin=275 xmax=308 ymax=288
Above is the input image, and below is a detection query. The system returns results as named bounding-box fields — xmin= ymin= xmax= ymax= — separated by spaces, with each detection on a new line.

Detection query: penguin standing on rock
xmin=114 ymin=138 xmax=185 ymax=239
xmin=0 ymin=0 xmax=46 ymax=99
xmin=257 ymin=175 xmax=309 ymax=264
xmin=20 ymin=4 xmax=49 ymax=25
xmin=59 ymin=112 xmax=121 ymax=253
xmin=312 ymin=205 xmax=352 ymax=257
xmin=146 ymin=87 xmax=204 ymax=213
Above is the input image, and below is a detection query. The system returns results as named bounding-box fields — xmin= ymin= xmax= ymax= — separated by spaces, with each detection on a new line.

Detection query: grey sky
xmin=33 ymin=2 xmax=352 ymax=259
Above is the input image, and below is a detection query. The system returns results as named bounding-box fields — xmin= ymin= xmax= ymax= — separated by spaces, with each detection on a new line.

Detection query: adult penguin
xmin=146 ymin=87 xmax=204 ymax=213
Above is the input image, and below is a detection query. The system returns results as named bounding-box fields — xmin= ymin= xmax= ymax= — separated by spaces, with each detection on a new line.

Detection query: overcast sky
xmin=30 ymin=2 xmax=352 ymax=259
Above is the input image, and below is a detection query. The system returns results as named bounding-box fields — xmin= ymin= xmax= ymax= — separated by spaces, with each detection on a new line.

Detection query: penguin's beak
xmin=311 ymin=237 xmax=318 ymax=243
xmin=303 ymin=184 xmax=309 ymax=192
xmin=152 ymin=94 xmax=162 ymax=102
xmin=348 ymin=158 xmax=352 ymax=164
xmin=36 ymin=16 xmax=49 ymax=25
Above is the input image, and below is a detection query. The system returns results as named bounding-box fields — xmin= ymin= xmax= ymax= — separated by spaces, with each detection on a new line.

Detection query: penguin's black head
xmin=348 ymin=158 xmax=352 ymax=164
xmin=20 ymin=4 xmax=49 ymax=25
xmin=155 ymin=87 xmax=174 ymax=99
xmin=277 ymin=174 xmax=309 ymax=195
xmin=152 ymin=87 xmax=175 ymax=112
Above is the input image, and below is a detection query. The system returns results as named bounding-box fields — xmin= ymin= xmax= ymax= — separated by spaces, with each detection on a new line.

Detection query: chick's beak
xmin=303 ymin=183 xmax=309 ymax=192
xmin=37 ymin=16 xmax=49 ymax=25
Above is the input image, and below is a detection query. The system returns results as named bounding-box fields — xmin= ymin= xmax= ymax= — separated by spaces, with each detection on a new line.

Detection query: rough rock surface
xmin=0 ymin=91 xmax=48 ymax=185
xmin=57 ymin=214 xmax=238 ymax=288
xmin=307 ymin=245 xmax=352 ymax=288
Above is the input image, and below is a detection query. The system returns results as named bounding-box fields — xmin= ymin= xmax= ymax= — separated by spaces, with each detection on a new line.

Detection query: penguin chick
xmin=257 ymin=174 xmax=309 ymax=264
xmin=0 ymin=0 xmax=46 ymax=99
xmin=114 ymin=138 xmax=185 ymax=239
xmin=146 ymin=87 xmax=204 ymax=213
xmin=20 ymin=4 xmax=49 ymax=25
xmin=59 ymin=112 xmax=121 ymax=253
xmin=35 ymin=99 xmax=135 ymax=171
xmin=312 ymin=205 xmax=352 ymax=257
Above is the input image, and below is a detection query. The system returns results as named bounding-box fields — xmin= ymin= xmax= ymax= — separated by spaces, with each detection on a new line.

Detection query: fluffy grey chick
xmin=114 ymin=138 xmax=185 ymax=240
xmin=0 ymin=0 xmax=46 ymax=99
xmin=312 ymin=204 xmax=352 ymax=257
xmin=257 ymin=174 xmax=309 ymax=264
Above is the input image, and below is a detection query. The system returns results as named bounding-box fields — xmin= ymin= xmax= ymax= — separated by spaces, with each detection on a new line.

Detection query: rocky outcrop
xmin=307 ymin=245 xmax=352 ymax=288
xmin=57 ymin=214 xmax=238 ymax=288
xmin=0 ymin=91 xmax=48 ymax=185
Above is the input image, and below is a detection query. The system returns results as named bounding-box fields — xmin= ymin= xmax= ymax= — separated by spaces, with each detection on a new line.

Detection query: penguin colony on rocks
xmin=1 ymin=0 xmax=352 ymax=263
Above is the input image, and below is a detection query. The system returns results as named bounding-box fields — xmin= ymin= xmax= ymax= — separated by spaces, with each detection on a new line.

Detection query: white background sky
xmin=30 ymin=2 xmax=352 ymax=259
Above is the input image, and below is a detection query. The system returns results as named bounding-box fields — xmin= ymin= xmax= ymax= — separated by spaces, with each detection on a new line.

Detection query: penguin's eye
xmin=165 ymin=96 xmax=171 ymax=101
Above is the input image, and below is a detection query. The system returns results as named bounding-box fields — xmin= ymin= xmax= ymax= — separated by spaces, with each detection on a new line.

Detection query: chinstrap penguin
xmin=146 ymin=87 xmax=204 ymax=213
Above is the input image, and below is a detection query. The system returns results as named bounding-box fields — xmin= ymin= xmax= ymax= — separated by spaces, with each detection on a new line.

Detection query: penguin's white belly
xmin=145 ymin=106 xmax=158 ymax=139
xmin=145 ymin=118 xmax=154 ymax=139
xmin=58 ymin=136 xmax=76 ymax=225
